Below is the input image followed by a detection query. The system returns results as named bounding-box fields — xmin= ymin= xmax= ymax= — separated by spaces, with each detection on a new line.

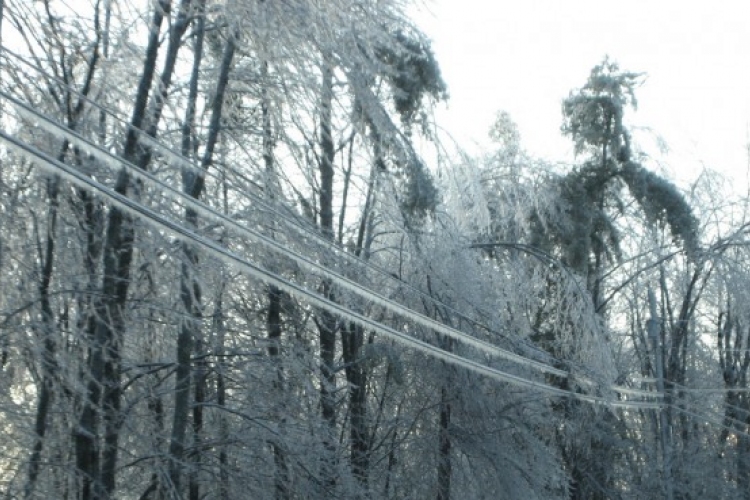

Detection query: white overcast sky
xmin=414 ymin=1 xmax=750 ymax=184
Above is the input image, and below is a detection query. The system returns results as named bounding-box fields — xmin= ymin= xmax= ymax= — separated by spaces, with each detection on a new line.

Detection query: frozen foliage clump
xmin=620 ymin=161 xmax=699 ymax=258
xmin=398 ymin=156 xmax=440 ymax=217
xmin=561 ymin=56 xmax=641 ymax=160
xmin=542 ymin=163 xmax=625 ymax=275
xmin=375 ymin=29 xmax=448 ymax=128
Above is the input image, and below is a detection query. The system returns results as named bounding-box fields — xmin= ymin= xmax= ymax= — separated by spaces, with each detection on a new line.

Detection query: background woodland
xmin=1 ymin=1 xmax=750 ymax=499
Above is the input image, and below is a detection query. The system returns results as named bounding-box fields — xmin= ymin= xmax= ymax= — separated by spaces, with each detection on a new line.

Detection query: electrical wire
xmin=0 ymin=48 xmax=668 ymax=404
xmin=2 ymin=42 xmax=647 ymax=399
xmin=0 ymin=89 xmax=605 ymax=377
xmin=0 ymin=127 xmax=665 ymax=410
xmin=3 ymin=90 xmax=577 ymax=381
xmin=3 ymin=89 xmax=671 ymax=404
xmin=0 ymin=46 xmax=601 ymax=378
xmin=634 ymin=377 xmax=750 ymax=394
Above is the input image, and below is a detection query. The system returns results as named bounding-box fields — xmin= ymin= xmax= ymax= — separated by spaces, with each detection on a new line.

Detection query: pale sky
xmin=416 ymin=1 xmax=750 ymax=185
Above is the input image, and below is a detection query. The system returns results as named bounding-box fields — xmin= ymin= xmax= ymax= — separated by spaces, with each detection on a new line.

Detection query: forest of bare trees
xmin=3 ymin=1 xmax=750 ymax=499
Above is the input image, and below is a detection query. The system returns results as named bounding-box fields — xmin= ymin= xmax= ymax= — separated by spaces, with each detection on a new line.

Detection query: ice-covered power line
xmin=623 ymin=378 xmax=750 ymax=440
xmin=3 ymin=90 xmax=669 ymax=404
xmin=635 ymin=377 xmax=750 ymax=394
xmin=1 ymin=45 xmax=637 ymax=393
xmin=0 ymin=127 xmax=664 ymax=410
xmin=1 ymin=82 xmax=668 ymax=403
xmin=672 ymin=401 xmax=750 ymax=441
xmin=5 ymin=96 xmax=568 ymax=379
xmin=0 ymin=47 xmax=584 ymax=373
xmin=1 ymin=92 xmax=580 ymax=378
xmin=0 ymin=49 xmax=665 ymax=403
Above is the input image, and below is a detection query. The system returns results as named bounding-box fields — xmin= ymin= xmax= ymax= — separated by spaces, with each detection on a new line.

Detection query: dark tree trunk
xmin=189 ymin=333 xmax=206 ymax=500
xmin=317 ymin=57 xmax=339 ymax=491
xmin=427 ymin=279 xmax=453 ymax=500
xmin=343 ymin=321 xmax=369 ymax=490
xmin=340 ymin=132 xmax=380 ymax=494
xmin=718 ymin=307 xmax=750 ymax=496
xmin=268 ymin=285 xmax=291 ymax=500
xmin=214 ymin=289 xmax=230 ymax=500
xmin=168 ymin=19 xmax=234 ymax=499
xmin=24 ymin=174 xmax=60 ymax=499
xmin=259 ymin=45 xmax=292 ymax=498
xmin=436 ymin=386 xmax=451 ymax=500
xmin=74 ymin=2 xmax=173 ymax=497
xmin=23 ymin=5 xmax=103 ymax=494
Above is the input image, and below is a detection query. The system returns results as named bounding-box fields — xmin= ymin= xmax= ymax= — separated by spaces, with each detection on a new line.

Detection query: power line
xmin=5 ymin=89 xmax=670 ymax=403
xmin=2 ymin=89 xmax=667 ymax=406
xmin=0 ymin=127 xmax=664 ymax=410
xmin=635 ymin=377 xmax=750 ymax=394
xmin=5 ymin=91 xmax=574 ymax=380
xmin=0 ymin=48 xmax=666 ymax=404
xmin=0 ymin=46 xmax=600 ymax=377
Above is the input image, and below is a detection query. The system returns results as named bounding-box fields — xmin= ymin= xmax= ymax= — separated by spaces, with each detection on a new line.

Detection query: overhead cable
xmin=0 ymin=128 xmax=664 ymax=410
xmin=5 ymin=90 xmax=671 ymax=403
xmin=0 ymin=46 xmax=597 ymax=375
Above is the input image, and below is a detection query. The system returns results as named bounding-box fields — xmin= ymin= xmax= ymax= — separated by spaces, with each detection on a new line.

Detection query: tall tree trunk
xmin=341 ymin=172 xmax=377 ymax=494
xmin=23 ymin=3 xmax=103 ymax=494
xmin=162 ymin=1 xmax=204 ymax=496
xmin=75 ymin=2 xmax=172 ymax=497
xmin=649 ymin=288 xmax=674 ymax=500
xmin=268 ymin=284 xmax=291 ymax=499
xmin=189 ymin=333 xmax=206 ymax=500
xmin=427 ymin=278 xmax=452 ymax=500
xmin=167 ymin=21 xmax=234 ymax=499
xmin=343 ymin=322 xmax=369 ymax=491
xmin=718 ymin=306 xmax=750 ymax=495
xmin=24 ymin=174 xmax=60 ymax=499
xmin=186 ymin=85 xmax=207 ymax=492
xmin=260 ymin=52 xmax=292 ymax=499
xmin=316 ymin=57 xmax=338 ymax=491
xmin=215 ymin=290 xmax=230 ymax=500
xmin=215 ymin=125 xmax=231 ymax=500
xmin=436 ymin=386 xmax=451 ymax=500
xmin=436 ymin=327 xmax=452 ymax=500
